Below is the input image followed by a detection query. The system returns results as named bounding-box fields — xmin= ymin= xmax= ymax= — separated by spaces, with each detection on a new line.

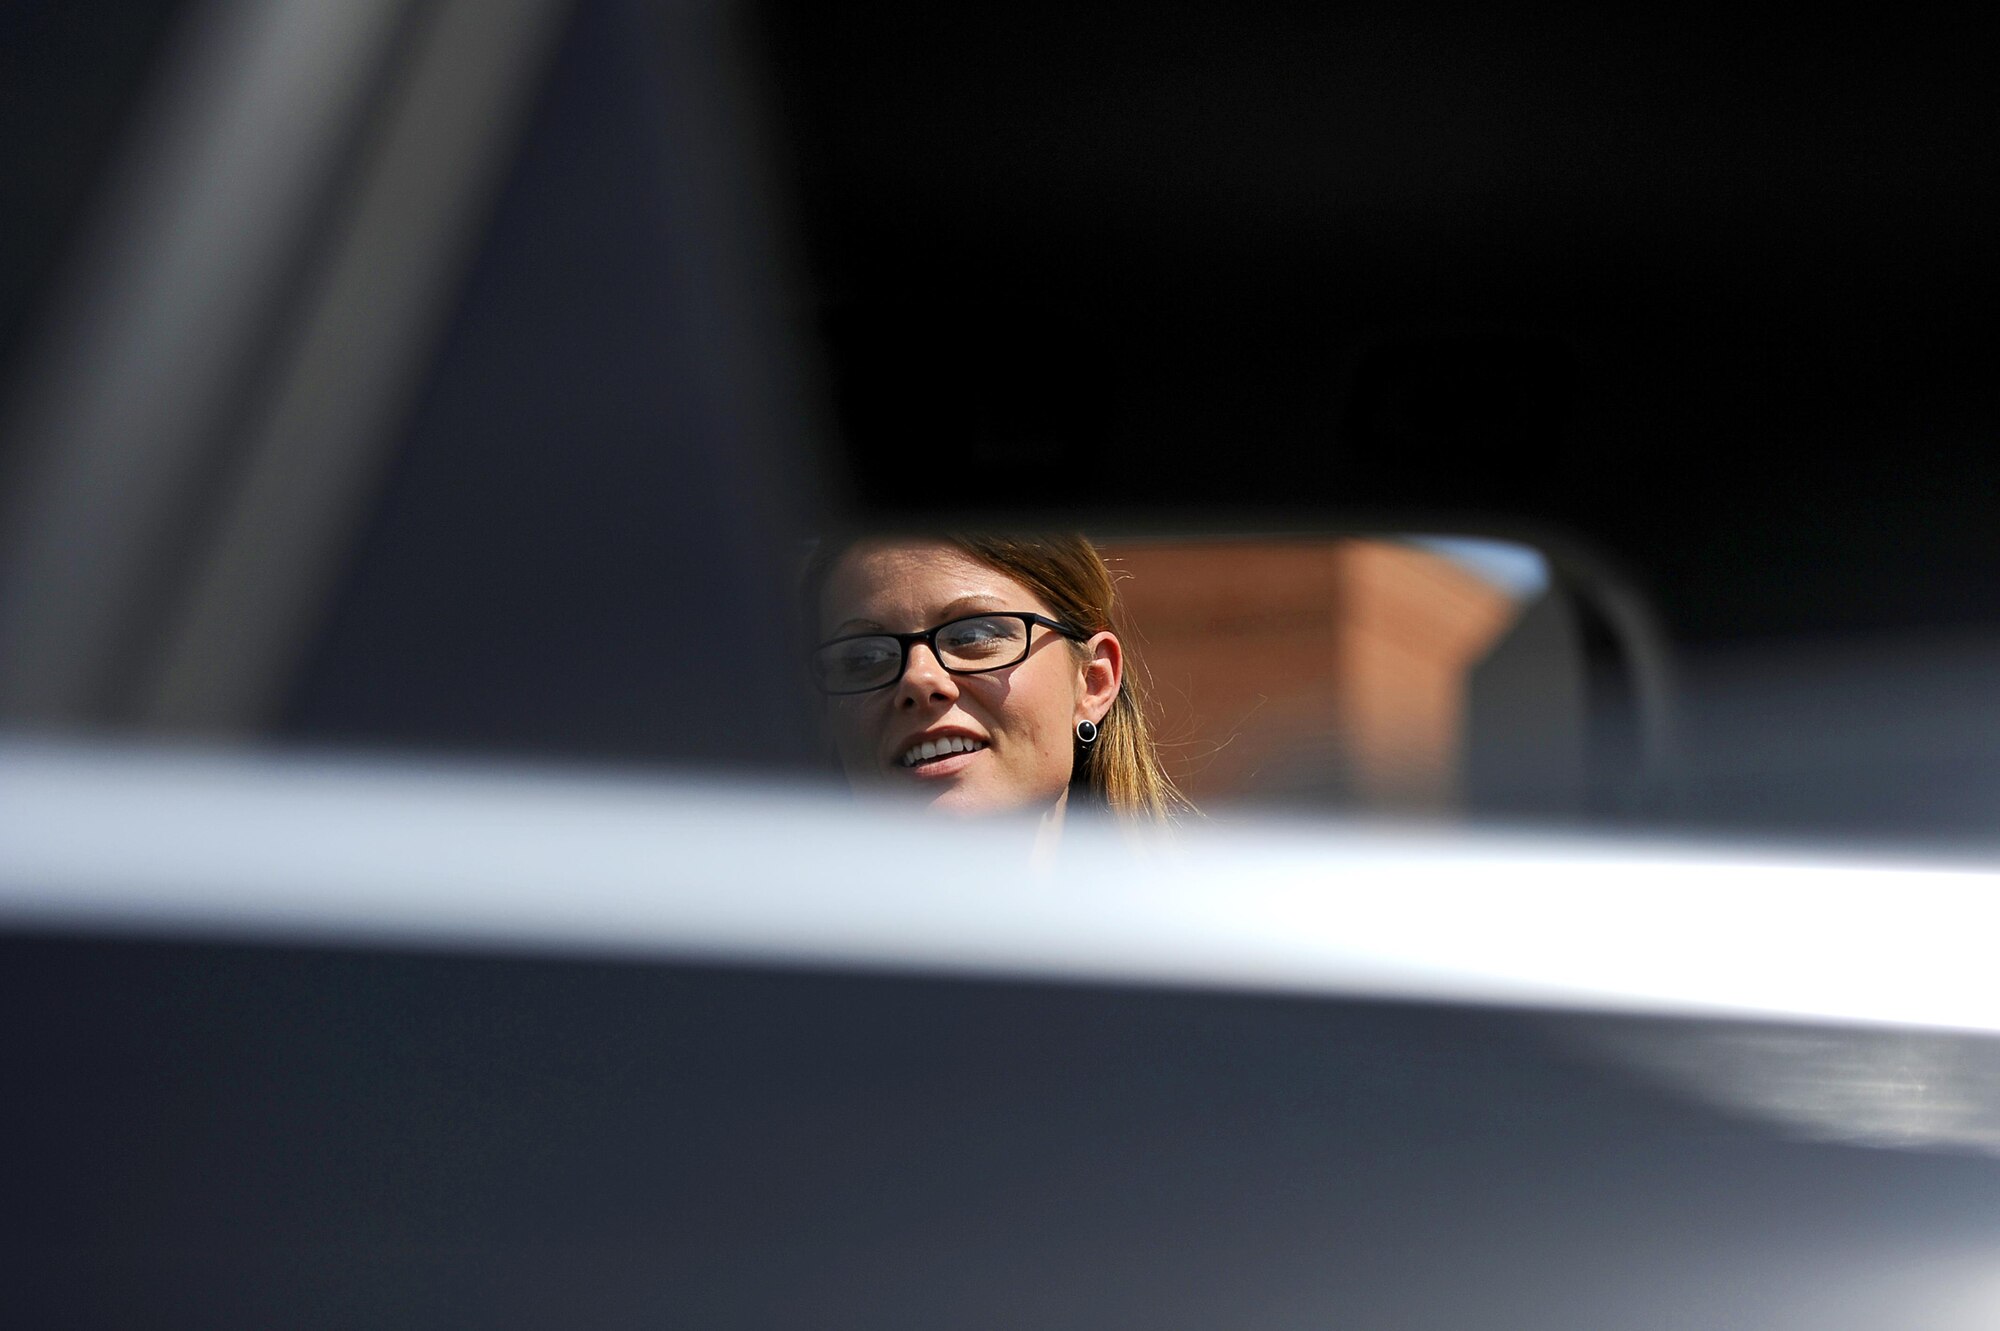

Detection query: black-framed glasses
xmin=812 ymin=613 xmax=1088 ymax=695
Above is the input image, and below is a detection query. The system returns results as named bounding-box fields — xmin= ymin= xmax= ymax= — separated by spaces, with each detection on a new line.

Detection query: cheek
xmin=824 ymin=701 xmax=884 ymax=769
xmin=987 ymin=664 xmax=1078 ymax=783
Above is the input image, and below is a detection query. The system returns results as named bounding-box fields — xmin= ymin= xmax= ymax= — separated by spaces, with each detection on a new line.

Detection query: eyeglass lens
xmin=815 ymin=615 xmax=1032 ymax=693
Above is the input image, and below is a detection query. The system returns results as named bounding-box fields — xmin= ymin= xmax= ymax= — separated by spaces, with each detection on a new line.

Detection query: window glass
xmin=1102 ymin=536 xmax=1553 ymax=813
xmin=0 ymin=1 xmax=187 ymax=379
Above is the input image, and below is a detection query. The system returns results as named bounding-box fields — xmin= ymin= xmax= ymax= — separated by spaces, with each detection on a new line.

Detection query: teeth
xmin=901 ymin=737 xmax=986 ymax=767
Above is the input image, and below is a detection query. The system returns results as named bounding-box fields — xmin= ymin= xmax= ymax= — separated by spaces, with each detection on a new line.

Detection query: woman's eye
xmin=829 ymin=642 xmax=896 ymax=677
xmin=940 ymin=618 xmax=1020 ymax=657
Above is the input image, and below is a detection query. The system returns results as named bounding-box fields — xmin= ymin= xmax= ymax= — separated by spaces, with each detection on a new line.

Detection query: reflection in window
xmin=1100 ymin=537 xmax=1548 ymax=813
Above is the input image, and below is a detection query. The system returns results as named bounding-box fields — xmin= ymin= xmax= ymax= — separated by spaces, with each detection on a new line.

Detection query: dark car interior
xmin=6 ymin=1 xmax=2000 ymax=1326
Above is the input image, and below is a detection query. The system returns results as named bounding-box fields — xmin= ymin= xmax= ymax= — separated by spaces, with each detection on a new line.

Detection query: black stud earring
xmin=1075 ymin=718 xmax=1099 ymax=744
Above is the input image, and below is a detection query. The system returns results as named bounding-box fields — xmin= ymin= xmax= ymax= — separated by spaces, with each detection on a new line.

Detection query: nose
xmin=893 ymin=641 xmax=958 ymax=708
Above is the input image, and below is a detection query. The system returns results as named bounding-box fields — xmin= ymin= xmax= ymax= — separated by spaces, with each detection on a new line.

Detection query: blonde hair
xmin=805 ymin=533 xmax=1191 ymax=823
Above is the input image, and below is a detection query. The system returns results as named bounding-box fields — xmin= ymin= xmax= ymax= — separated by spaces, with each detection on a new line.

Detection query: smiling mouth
xmin=899 ymin=736 xmax=988 ymax=768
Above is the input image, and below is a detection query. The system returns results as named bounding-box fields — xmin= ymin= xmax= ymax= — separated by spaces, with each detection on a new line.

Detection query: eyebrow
xmin=830 ymin=594 xmax=1018 ymax=637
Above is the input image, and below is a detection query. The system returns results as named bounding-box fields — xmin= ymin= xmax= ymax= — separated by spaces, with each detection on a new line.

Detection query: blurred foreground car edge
xmin=5 ymin=737 xmax=2000 ymax=1037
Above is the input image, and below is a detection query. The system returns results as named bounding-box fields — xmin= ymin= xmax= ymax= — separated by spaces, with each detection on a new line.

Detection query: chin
xmin=919 ymin=782 xmax=1009 ymax=817
xmin=922 ymin=780 xmax=1064 ymax=820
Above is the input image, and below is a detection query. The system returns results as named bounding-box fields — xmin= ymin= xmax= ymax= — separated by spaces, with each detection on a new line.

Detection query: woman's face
xmin=818 ymin=540 xmax=1121 ymax=817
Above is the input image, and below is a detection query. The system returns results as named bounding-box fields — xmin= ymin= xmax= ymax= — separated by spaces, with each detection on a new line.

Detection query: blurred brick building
xmin=1101 ymin=540 xmax=1521 ymax=812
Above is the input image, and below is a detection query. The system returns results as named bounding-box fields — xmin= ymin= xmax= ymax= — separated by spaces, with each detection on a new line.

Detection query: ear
xmin=1077 ymin=631 xmax=1123 ymax=724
